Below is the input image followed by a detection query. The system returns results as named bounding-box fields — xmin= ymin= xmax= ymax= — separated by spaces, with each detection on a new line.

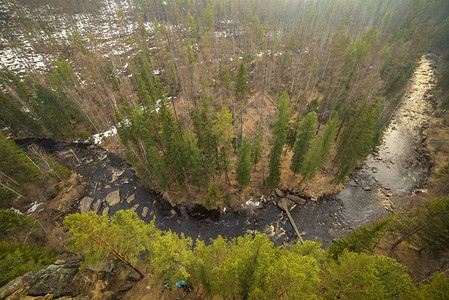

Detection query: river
xmin=18 ymin=54 xmax=436 ymax=247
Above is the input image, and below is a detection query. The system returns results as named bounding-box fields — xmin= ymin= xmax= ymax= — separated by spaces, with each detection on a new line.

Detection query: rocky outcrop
xmin=0 ymin=260 xmax=143 ymax=300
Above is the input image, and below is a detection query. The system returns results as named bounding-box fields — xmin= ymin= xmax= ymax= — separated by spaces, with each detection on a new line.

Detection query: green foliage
xmin=299 ymin=115 xmax=339 ymax=182
xmin=320 ymin=251 xmax=412 ymax=299
xmin=403 ymin=272 xmax=449 ymax=299
xmin=190 ymin=100 xmax=217 ymax=181
xmin=63 ymin=210 xmax=449 ymax=298
xmin=219 ymin=69 xmax=231 ymax=89
xmin=251 ymin=130 xmax=263 ymax=169
xmin=0 ymin=91 xmax=41 ymax=135
xmin=181 ymin=129 xmax=205 ymax=188
xmin=290 ymin=112 xmax=317 ymax=175
xmin=438 ymin=162 xmax=449 ymax=175
xmin=64 ymin=211 xmax=155 ymax=271
xmin=0 ymin=211 xmax=57 ymax=287
xmin=0 ymin=188 xmax=14 ymax=206
xmin=334 ymin=103 xmax=380 ymax=183
xmin=43 ymin=154 xmax=71 ymax=180
xmin=0 ymin=132 xmax=41 ymax=183
xmin=0 ymin=242 xmax=58 ymax=287
xmin=234 ymin=60 xmax=249 ymax=103
xmin=161 ymin=108 xmax=185 ymax=189
xmin=205 ymin=183 xmax=220 ymax=210
xmin=0 ymin=210 xmax=30 ymax=239
xmin=236 ymin=137 xmax=252 ymax=187
xmin=327 ymin=218 xmax=390 ymax=261
xmin=267 ymin=92 xmax=291 ymax=188
xmin=33 ymin=82 xmax=74 ymax=138
xmin=419 ymin=197 xmax=449 ymax=256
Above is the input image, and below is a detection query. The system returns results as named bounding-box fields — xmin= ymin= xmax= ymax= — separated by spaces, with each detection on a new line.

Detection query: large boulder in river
xmin=105 ymin=190 xmax=121 ymax=206
xmin=79 ymin=196 xmax=94 ymax=213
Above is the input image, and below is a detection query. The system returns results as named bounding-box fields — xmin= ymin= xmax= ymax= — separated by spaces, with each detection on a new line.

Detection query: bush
xmin=0 ymin=242 xmax=58 ymax=287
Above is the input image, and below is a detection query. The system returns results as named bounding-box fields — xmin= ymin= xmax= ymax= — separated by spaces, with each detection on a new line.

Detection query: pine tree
xmin=161 ymin=108 xmax=185 ymax=189
xmin=205 ymin=183 xmax=220 ymax=210
xmin=290 ymin=112 xmax=317 ymax=175
xmin=181 ymin=129 xmax=205 ymax=188
xmin=0 ymin=132 xmax=41 ymax=183
xmin=214 ymin=106 xmax=235 ymax=184
xmin=326 ymin=218 xmax=390 ymax=261
xmin=251 ymin=130 xmax=263 ymax=170
xmin=0 ymin=92 xmax=41 ymax=135
xmin=236 ymin=137 xmax=252 ymax=187
xmin=190 ymin=100 xmax=217 ymax=182
xmin=299 ymin=115 xmax=339 ymax=182
xmin=418 ymin=197 xmax=449 ymax=256
xmin=334 ymin=103 xmax=379 ymax=183
xmin=267 ymin=92 xmax=291 ymax=188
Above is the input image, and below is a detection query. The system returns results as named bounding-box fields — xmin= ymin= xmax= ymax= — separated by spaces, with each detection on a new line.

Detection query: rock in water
xmin=126 ymin=194 xmax=136 ymax=203
xmin=102 ymin=207 xmax=110 ymax=216
xmin=105 ymin=190 xmax=120 ymax=206
xmin=275 ymin=188 xmax=285 ymax=198
xmin=286 ymin=194 xmax=306 ymax=205
xmin=142 ymin=207 xmax=149 ymax=217
xmin=79 ymin=197 xmax=94 ymax=213
xmin=91 ymin=199 xmax=102 ymax=213
xmin=362 ymin=186 xmax=372 ymax=191
xmin=131 ymin=204 xmax=139 ymax=212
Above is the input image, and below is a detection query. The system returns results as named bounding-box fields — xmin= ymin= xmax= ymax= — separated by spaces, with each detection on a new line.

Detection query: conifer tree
xmin=299 ymin=115 xmax=339 ymax=182
xmin=0 ymin=92 xmax=41 ymax=135
xmin=334 ymin=103 xmax=379 ymax=183
xmin=0 ymin=132 xmax=41 ymax=183
xmin=205 ymin=183 xmax=220 ymax=210
xmin=236 ymin=137 xmax=252 ymax=187
xmin=214 ymin=106 xmax=235 ymax=184
xmin=190 ymin=100 xmax=217 ymax=182
xmin=290 ymin=112 xmax=317 ymax=175
xmin=267 ymin=92 xmax=291 ymax=188
xmin=181 ymin=129 xmax=205 ymax=188
xmin=251 ymin=130 xmax=263 ymax=170
xmin=161 ymin=108 xmax=185 ymax=189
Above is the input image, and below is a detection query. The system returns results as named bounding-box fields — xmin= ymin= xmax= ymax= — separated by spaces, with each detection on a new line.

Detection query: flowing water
xmin=18 ymin=54 xmax=436 ymax=247
xmin=289 ymin=54 xmax=436 ymax=245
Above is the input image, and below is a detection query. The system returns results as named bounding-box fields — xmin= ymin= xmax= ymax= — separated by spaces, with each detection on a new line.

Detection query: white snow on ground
xmin=245 ymin=197 xmax=260 ymax=207
xmin=27 ymin=201 xmax=43 ymax=214
xmin=9 ymin=207 xmax=23 ymax=215
xmin=89 ymin=126 xmax=118 ymax=144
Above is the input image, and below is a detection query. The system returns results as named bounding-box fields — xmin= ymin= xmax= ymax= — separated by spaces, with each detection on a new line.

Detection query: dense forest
xmin=1 ymin=0 xmax=448 ymax=204
xmin=1 ymin=0 xmax=449 ymax=298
